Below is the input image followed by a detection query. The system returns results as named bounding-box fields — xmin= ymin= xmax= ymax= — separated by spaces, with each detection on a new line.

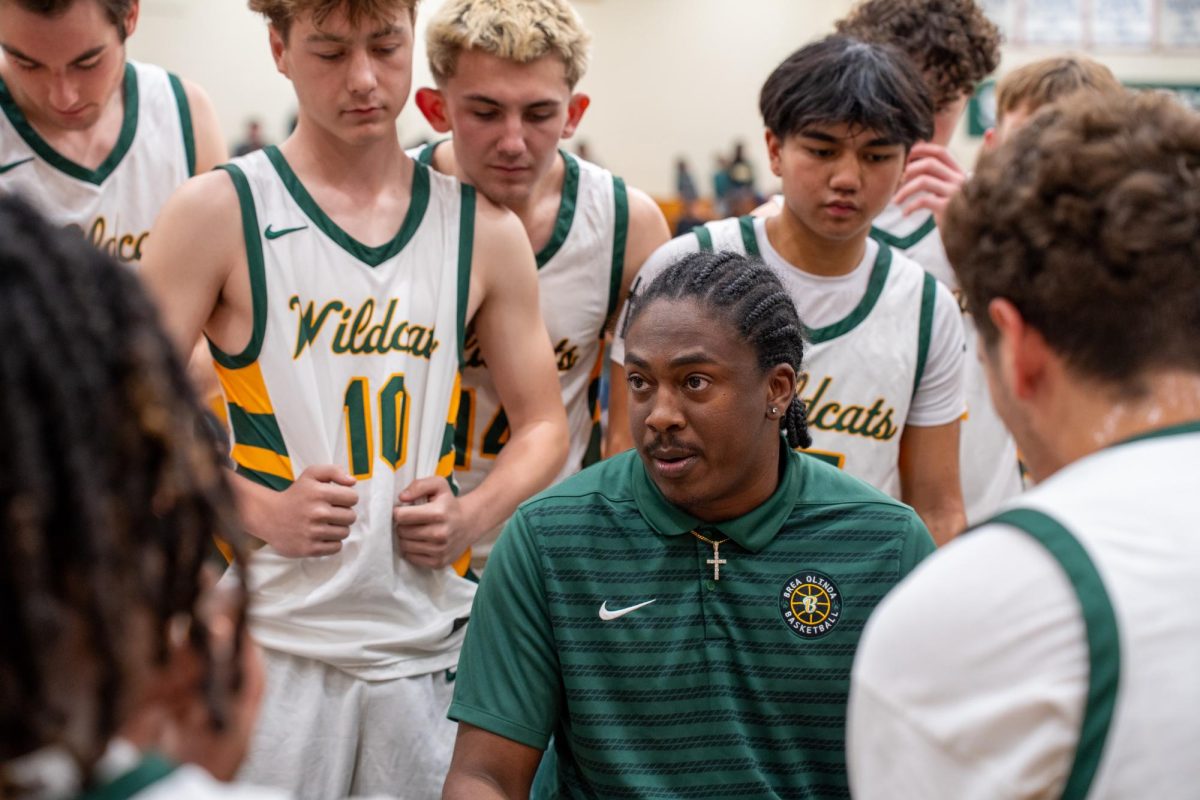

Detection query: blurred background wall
xmin=130 ymin=0 xmax=1200 ymax=198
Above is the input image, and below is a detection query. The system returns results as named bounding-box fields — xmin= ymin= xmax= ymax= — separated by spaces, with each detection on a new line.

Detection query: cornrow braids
xmin=624 ymin=250 xmax=812 ymax=449
xmin=0 ymin=196 xmax=248 ymax=785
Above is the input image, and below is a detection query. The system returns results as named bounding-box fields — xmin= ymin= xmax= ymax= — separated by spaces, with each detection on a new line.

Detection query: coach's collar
xmin=631 ymin=443 xmax=800 ymax=553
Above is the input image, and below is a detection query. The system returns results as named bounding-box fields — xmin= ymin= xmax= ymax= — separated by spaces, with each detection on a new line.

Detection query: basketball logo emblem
xmin=779 ymin=571 xmax=842 ymax=639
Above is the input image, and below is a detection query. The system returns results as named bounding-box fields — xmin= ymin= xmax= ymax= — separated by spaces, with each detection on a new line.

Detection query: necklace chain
xmin=690 ymin=530 xmax=729 ymax=547
xmin=691 ymin=530 xmax=730 ymax=580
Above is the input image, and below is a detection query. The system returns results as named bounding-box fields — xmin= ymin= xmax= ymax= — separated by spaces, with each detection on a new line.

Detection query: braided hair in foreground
xmin=623 ymin=250 xmax=812 ymax=449
xmin=0 ymin=196 xmax=247 ymax=784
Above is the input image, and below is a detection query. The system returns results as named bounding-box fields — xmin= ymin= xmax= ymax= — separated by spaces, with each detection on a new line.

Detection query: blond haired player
xmin=849 ymin=88 xmax=1200 ymax=800
xmin=140 ymin=0 xmax=568 ymax=797
xmin=0 ymin=0 xmax=224 ymax=264
xmin=412 ymin=0 xmax=669 ymax=569
xmin=986 ymin=55 xmax=1123 ymax=148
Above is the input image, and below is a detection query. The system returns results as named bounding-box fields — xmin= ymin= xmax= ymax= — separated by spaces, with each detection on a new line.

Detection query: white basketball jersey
xmin=873 ymin=203 xmax=1024 ymax=523
xmin=416 ymin=145 xmax=627 ymax=564
xmin=0 ymin=60 xmax=194 ymax=265
xmin=212 ymin=147 xmax=475 ymax=680
xmin=991 ymin=425 xmax=1200 ymax=798
xmin=693 ymin=216 xmax=935 ymax=498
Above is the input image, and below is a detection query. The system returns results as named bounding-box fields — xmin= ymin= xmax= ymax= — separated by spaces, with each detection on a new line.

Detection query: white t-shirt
xmin=848 ymin=422 xmax=1200 ymax=799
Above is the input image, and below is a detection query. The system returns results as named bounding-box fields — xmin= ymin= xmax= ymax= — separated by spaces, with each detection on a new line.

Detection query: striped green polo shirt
xmin=450 ymin=446 xmax=935 ymax=799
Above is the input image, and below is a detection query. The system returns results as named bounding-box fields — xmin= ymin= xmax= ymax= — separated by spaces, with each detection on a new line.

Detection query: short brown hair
xmin=247 ymin=0 xmax=417 ymax=39
xmin=836 ymin=0 xmax=1001 ymax=110
xmin=995 ymin=55 xmax=1124 ymax=123
xmin=8 ymin=0 xmax=134 ymax=40
xmin=426 ymin=0 xmax=591 ymax=88
xmin=944 ymin=91 xmax=1200 ymax=388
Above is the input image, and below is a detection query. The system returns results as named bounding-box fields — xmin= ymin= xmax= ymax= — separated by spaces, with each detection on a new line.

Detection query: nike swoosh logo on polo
xmin=0 ymin=157 xmax=34 ymax=175
xmin=599 ymin=599 xmax=656 ymax=621
xmin=264 ymin=224 xmax=308 ymax=240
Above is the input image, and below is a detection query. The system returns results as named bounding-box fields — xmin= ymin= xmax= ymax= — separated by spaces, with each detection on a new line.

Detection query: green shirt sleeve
xmin=898 ymin=511 xmax=937 ymax=577
xmin=448 ymin=509 xmax=561 ymax=751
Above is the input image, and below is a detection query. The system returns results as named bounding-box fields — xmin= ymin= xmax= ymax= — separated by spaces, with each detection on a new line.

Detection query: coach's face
xmin=624 ymin=298 xmax=790 ymax=521
xmin=0 ymin=0 xmax=134 ymax=133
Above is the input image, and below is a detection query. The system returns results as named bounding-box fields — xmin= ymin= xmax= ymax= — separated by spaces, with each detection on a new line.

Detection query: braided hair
xmin=623 ymin=250 xmax=812 ymax=449
xmin=0 ymin=196 xmax=247 ymax=785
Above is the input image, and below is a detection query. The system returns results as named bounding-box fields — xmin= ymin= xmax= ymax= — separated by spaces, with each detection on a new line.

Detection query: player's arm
xmin=141 ymin=176 xmax=358 ymax=559
xmin=899 ymin=282 xmax=967 ymax=545
xmin=393 ymin=199 xmax=567 ymax=569
xmin=442 ymin=725 xmax=541 ymax=800
xmin=181 ymin=79 xmax=229 ymax=174
xmin=899 ymin=422 xmax=964 ymax=546
xmin=605 ymin=186 xmax=670 ymax=457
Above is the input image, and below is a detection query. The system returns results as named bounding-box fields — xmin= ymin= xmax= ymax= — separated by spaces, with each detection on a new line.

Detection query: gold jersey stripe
xmin=214 ymin=360 xmax=275 ymax=416
xmin=232 ymin=442 xmax=295 ymax=481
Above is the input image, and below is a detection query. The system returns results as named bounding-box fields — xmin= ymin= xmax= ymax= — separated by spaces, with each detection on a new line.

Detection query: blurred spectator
xmin=675 ymin=158 xmax=698 ymax=204
xmin=234 ymin=118 xmax=267 ymax=156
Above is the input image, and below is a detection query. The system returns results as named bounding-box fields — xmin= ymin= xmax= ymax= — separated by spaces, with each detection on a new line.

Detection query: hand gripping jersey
xmin=0 ymin=60 xmax=195 ymax=265
xmin=688 ymin=216 xmax=941 ymax=499
xmin=213 ymin=146 xmax=475 ymax=679
xmin=873 ymin=203 xmax=1024 ymax=523
xmin=416 ymin=145 xmax=627 ymax=564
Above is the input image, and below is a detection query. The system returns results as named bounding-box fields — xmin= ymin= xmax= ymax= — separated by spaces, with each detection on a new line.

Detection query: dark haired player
xmin=850 ymin=90 xmax=1200 ymax=798
xmin=0 ymin=195 xmax=275 ymax=798
xmin=616 ymin=35 xmax=966 ymax=544
xmin=444 ymin=250 xmax=934 ymax=799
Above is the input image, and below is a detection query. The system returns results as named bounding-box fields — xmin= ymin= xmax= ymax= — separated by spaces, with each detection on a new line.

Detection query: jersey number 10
xmin=342 ymin=374 xmax=410 ymax=478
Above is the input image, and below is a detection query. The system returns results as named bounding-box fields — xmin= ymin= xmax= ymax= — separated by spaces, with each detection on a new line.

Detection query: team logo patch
xmin=779 ymin=571 xmax=843 ymax=639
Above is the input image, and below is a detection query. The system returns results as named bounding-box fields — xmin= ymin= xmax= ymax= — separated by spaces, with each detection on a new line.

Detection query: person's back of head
xmin=760 ymin=34 xmax=934 ymax=152
xmin=944 ymin=90 xmax=1200 ymax=392
xmin=425 ymin=0 xmax=591 ymax=89
xmin=0 ymin=196 xmax=249 ymax=793
xmin=246 ymin=0 xmax=418 ymax=40
xmin=836 ymin=0 xmax=1001 ymax=113
xmin=991 ymin=55 xmax=1124 ymax=141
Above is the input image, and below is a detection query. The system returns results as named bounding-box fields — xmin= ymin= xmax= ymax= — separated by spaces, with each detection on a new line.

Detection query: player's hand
xmin=892 ymin=143 xmax=967 ymax=227
xmin=252 ymin=465 xmax=358 ymax=558
xmin=393 ymin=477 xmax=474 ymax=570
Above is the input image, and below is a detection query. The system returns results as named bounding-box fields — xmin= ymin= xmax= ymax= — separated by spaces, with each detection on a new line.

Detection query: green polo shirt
xmin=450 ymin=447 xmax=934 ymax=799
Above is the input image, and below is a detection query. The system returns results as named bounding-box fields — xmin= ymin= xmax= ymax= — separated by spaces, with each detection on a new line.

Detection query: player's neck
xmin=764 ymin=210 xmax=866 ymax=278
xmin=281 ymin=121 xmax=406 ymax=196
xmin=502 ymin=152 xmax=565 ymax=251
xmin=1033 ymin=369 xmax=1200 ymax=480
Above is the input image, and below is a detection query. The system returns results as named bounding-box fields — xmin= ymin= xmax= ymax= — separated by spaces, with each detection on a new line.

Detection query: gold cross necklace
xmin=691 ymin=530 xmax=729 ymax=580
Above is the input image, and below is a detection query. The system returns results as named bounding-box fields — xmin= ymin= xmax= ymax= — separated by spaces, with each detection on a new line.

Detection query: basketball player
xmin=848 ymin=89 xmax=1200 ymax=798
xmin=615 ymin=36 xmax=967 ymax=544
xmin=827 ymin=0 xmax=1016 ymax=525
xmin=985 ymin=55 xmax=1123 ymax=148
xmin=0 ymin=194 xmax=276 ymax=799
xmin=140 ymin=0 xmax=568 ymax=797
xmin=443 ymin=251 xmax=935 ymax=799
xmin=411 ymin=0 xmax=668 ymax=570
xmin=0 ymin=0 xmax=225 ymax=265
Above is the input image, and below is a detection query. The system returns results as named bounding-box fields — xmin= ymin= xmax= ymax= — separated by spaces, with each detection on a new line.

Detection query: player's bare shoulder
xmin=464 ymin=191 xmax=538 ymax=320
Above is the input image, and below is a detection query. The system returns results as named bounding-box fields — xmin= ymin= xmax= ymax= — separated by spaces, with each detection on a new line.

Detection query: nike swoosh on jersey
xmin=598 ymin=599 xmax=656 ymax=621
xmin=264 ymin=224 xmax=308 ymax=240
xmin=0 ymin=157 xmax=34 ymax=175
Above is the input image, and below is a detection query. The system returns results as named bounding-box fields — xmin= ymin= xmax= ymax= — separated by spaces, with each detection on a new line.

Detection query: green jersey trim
xmin=167 ymin=72 xmax=196 ymax=177
xmin=913 ymin=272 xmax=937 ymax=397
xmin=416 ymin=139 xmax=444 ymax=167
xmin=263 ymin=144 xmax=430 ymax=267
xmin=739 ymin=215 xmax=761 ymax=256
xmin=208 ymin=163 xmax=267 ymax=369
xmin=694 ymin=224 xmax=714 ymax=252
xmin=988 ymin=508 xmax=1120 ymax=800
xmin=535 ymin=150 xmax=580 ymax=269
xmin=235 ymin=464 xmax=292 ymax=492
xmin=457 ymin=183 xmax=476 ymax=368
xmin=870 ymin=216 xmax=937 ymax=250
xmin=1110 ymin=419 xmax=1200 ymax=448
xmin=0 ymin=62 xmax=139 ymax=186
xmin=806 ymin=243 xmax=892 ymax=345
xmin=629 ymin=445 xmax=803 ymax=552
xmin=75 ymin=754 xmax=177 ymax=800
xmin=606 ymin=175 xmax=629 ymax=325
